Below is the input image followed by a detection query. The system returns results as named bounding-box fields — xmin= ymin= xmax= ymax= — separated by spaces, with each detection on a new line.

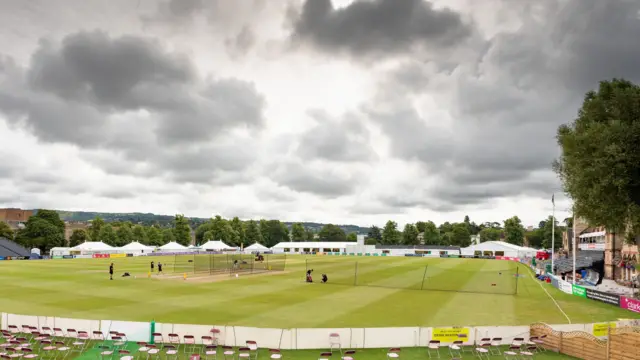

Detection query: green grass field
xmin=0 ymin=255 xmax=637 ymax=328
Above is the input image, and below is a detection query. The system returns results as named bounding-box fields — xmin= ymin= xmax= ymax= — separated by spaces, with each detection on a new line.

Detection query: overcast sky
xmin=1 ymin=0 xmax=639 ymax=227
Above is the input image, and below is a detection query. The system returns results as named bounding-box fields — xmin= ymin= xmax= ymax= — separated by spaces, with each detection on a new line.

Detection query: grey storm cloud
xmin=291 ymin=0 xmax=472 ymax=57
xmin=0 ymin=30 xmax=267 ymax=186
xmin=296 ymin=111 xmax=378 ymax=163
xmin=272 ymin=160 xmax=360 ymax=198
xmin=368 ymin=0 xmax=640 ymax=210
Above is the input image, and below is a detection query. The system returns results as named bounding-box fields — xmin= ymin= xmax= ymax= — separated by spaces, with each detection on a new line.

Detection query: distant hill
xmin=55 ymin=210 xmax=370 ymax=234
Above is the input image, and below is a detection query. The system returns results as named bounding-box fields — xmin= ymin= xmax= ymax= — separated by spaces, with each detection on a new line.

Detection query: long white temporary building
xmin=119 ymin=241 xmax=155 ymax=255
xmin=271 ymin=241 xmax=374 ymax=254
xmin=461 ymin=241 xmax=538 ymax=258
xmin=201 ymin=240 xmax=234 ymax=251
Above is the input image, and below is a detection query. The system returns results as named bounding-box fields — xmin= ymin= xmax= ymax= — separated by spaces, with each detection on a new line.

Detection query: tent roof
xmin=159 ymin=241 xmax=186 ymax=249
xmin=245 ymin=243 xmax=268 ymax=250
xmin=70 ymin=241 xmax=114 ymax=251
xmin=201 ymin=240 xmax=233 ymax=250
xmin=120 ymin=241 xmax=154 ymax=250
xmin=462 ymin=241 xmax=538 ymax=252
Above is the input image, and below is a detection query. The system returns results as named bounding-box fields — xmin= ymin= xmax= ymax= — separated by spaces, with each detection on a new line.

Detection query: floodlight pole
xmin=551 ymin=195 xmax=555 ymax=275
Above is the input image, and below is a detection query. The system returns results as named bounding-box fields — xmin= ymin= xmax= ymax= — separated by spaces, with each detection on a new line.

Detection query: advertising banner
xmin=92 ymin=254 xmax=109 ymax=259
xmin=62 ymin=255 xmax=74 ymax=259
xmin=495 ymin=256 xmax=520 ymax=261
xmin=432 ymin=327 xmax=470 ymax=343
xmin=572 ymin=284 xmax=587 ymax=297
xmin=586 ymin=288 xmax=621 ymax=306
xmin=620 ymin=296 xmax=640 ymax=313
xmin=74 ymin=255 xmax=93 ymax=259
xmin=551 ymin=276 xmax=559 ymax=289
xmin=558 ymin=280 xmax=573 ymax=294
xmin=109 ymin=253 xmax=126 ymax=258
xmin=592 ymin=322 xmax=616 ymax=337
xmin=0 ymin=257 xmax=5 ymax=260
xmin=448 ymin=255 xmax=460 ymax=258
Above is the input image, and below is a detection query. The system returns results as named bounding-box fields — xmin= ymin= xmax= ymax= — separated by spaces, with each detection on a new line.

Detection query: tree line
xmin=1 ymin=209 xmax=568 ymax=254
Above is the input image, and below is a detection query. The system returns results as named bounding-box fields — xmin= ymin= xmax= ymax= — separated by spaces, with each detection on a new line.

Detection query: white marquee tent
xmin=159 ymin=242 xmax=187 ymax=251
xmin=201 ymin=241 xmax=234 ymax=251
xmin=119 ymin=241 xmax=155 ymax=255
xmin=70 ymin=241 xmax=115 ymax=254
xmin=244 ymin=242 xmax=269 ymax=253
xmin=461 ymin=241 xmax=538 ymax=258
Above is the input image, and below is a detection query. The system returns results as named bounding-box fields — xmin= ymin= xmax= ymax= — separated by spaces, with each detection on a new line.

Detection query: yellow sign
xmin=316 ymin=252 xmax=324 ymax=256
xmin=432 ymin=327 xmax=470 ymax=343
xmin=593 ymin=322 xmax=616 ymax=337
xmin=109 ymin=253 xmax=126 ymax=258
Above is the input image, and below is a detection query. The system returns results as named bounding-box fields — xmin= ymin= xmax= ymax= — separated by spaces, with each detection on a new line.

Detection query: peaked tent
xmin=245 ymin=243 xmax=268 ymax=251
xmin=120 ymin=241 xmax=154 ymax=255
xmin=70 ymin=241 xmax=114 ymax=251
xmin=159 ymin=241 xmax=187 ymax=251
xmin=201 ymin=240 xmax=234 ymax=251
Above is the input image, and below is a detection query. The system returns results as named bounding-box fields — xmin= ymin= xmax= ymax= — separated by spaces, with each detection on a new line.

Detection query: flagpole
xmin=551 ymin=194 xmax=555 ymax=275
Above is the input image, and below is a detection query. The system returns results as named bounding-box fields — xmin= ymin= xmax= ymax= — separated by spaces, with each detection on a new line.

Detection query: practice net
xmin=173 ymin=253 xmax=287 ymax=275
xmin=305 ymin=258 xmax=519 ymax=295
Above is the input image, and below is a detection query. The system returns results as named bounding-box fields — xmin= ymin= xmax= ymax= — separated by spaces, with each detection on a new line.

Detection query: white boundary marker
xmin=524 ymin=265 xmax=572 ymax=324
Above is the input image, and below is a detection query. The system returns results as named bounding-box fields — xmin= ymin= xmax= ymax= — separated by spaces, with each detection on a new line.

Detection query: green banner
xmin=449 ymin=255 xmax=460 ymax=258
xmin=572 ymin=284 xmax=587 ymax=297
xmin=52 ymin=256 xmax=63 ymax=259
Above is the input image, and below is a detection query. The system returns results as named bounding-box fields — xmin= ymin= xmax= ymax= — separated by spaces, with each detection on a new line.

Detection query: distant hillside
xmin=56 ymin=211 xmax=370 ymax=234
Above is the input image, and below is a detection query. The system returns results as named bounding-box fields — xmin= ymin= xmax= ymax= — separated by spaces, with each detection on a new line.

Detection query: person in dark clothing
xmin=150 ymin=261 xmax=155 ymax=272
xmin=158 ymin=262 xmax=163 ymax=274
xmin=306 ymin=269 xmax=313 ymax=283
xmin=321 ymin=274 xmax=328 ymax=283
xmin=109 ymin=263 xmax=114 ymax=280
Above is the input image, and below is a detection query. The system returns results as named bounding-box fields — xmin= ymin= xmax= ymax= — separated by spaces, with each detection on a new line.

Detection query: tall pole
xmin=572 ymin=218 xmax=576 ymax=284
xmin=551 ymin=194 xmax=555 ymax=275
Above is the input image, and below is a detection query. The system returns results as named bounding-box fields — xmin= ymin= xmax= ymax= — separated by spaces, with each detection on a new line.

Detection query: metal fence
xmin=305 ymin=259 xmax=519 ymax=295
xmin=173 ymin=253 xmax=287 ymax=275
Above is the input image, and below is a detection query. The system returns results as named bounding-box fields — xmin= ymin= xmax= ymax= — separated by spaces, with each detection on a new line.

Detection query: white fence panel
xmin=474 ymin=326 xmax=529 ymax=344
xmin=363 ymin=327 xmax=419 ymax=348
xmin=5 ymin=314 xmax=40 ymax=328
xmin=1 ymin=313 xmax=7 ymax=330
xmin=296 ymin=328 xmax=351 ymax=350
xmin=154 ymin=322 xmax=175 ymax=338
xmin=549 ymin=324 xmax=588 ymax=332
xmin=233 ymin=326 xmax=286 ymax=348
xmin=102 ymin=320 xmax=149 ymax=342
xmin=171 ymin=324 xmax=216 ymax=341
xmin=55 ymin=317 xmax=100 ymax=334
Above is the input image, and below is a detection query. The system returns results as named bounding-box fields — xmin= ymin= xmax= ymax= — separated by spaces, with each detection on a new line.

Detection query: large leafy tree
xmin=0 ymin=221 xmax=14 ymax=240
xmin=479 ymin=227 xmax=501 ymax=243
xmin=554 ymin=79 xmax=640 ymax=239
xmin=245 ymin=220 xmax=263 ymax=245
xmin=132 ymin=225 xmax=148 ymax=244
xmin=15 ymin=215 xmax=65 ymax=252
xmin=161 ymin=228 xmax=175 ymax=244
xmin=173 ymin=214 xmax=192 ymax=246
xmin=98 ymin=224 xmax=118 ymax=246
xmin=69 ymin=229 xmax=89 ymax=247
xmin=291 ymin=223 xmax=306 ymax=241
xmin=146 ymin=226 xmax=163 ymax=246
xmin=318 ymin=224 xmax=347 ymax=242
xmin=116 ymin=223 xmax=133 ymax=246
xmin=451 ymin=223 xmax=471 ymax=247
xmin=230 ymin=217 xmax=245 ymax=245
xmin=402 ymin=223 xmax=419 ymax=245
xmin=367 ymin=225 xmax=382 ymax=243
xmin=89 ymin=216 xmax=104 ymax=241
xmin=503 ymin=216 xmax=525 ymax=246
xmin=382 ymin=220 xmax=401 ymax=245
xmin=422 ymin=221 xmax=440 ymax=245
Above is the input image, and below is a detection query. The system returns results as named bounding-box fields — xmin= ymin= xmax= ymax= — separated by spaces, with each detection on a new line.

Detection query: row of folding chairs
xmin=425 ymin=336 xmax=548 ymax=359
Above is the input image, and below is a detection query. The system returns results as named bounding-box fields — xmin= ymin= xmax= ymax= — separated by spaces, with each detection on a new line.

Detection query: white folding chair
xmin=427 ymin=340 xmax=440 ymax=358
xmin=329 ymin=333 xmax=341 ymax=354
